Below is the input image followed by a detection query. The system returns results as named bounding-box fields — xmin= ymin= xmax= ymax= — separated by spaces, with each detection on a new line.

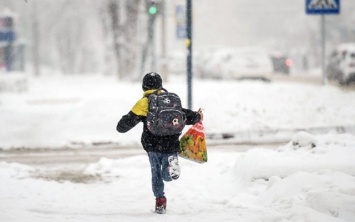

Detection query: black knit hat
xmin=142 ymin=72 xmax=162 ymax=91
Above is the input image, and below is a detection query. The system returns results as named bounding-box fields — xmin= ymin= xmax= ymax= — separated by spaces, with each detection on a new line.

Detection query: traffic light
xmin=149 ymin=4 xmax=157 ymax=15
xmin=148 ymin=1 xmax=158 ymax=15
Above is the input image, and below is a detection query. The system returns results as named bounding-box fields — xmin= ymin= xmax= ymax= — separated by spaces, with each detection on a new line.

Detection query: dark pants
xmin=147 ymin=152 xmax=177 ymax=198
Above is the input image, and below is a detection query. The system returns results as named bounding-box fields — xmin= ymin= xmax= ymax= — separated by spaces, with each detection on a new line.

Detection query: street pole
xmin=151 ymin=15 xmax=156 ymax=71
xmin=305 ymin=0 xmax=340 ymax=86
xmin=321 ymin=14 xmax=327 ymax=85
xmin=186 ymin=0 xmax=192 ymax=109
xmin=160 ymin=0 xmax=168 ymax=82
xmin=140 ymin=4 xmax=156 ymax=76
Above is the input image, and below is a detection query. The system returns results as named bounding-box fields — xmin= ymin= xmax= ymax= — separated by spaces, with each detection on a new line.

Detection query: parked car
xmin=221 ymin=47 xmax=273 ymax=81
xmin=194 ymin=47 xmax=232 ymax=79
xmin=194 ymin=47 xmax=273 ymax=81
xmin=326 ymin=43 xmax=355 ymax=85
xmin=270 ymin=52 xmax=293 ymax=75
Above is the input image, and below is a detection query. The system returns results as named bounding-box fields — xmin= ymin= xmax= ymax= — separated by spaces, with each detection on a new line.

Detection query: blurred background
xmin=0 ymin=0 xmax=355 ymax=84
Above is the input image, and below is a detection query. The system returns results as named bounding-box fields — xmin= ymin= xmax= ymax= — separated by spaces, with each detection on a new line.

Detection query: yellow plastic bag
xmin=179 ymin=121 xmax=207 ymax=163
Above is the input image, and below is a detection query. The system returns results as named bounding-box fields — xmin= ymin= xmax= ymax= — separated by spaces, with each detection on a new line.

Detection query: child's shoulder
xmin=131 ymin=96 xmax=149 ymax=116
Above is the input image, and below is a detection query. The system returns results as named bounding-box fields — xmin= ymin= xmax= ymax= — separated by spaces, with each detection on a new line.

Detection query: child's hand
xmin=198 ymin=108 xmax=204 ymax=121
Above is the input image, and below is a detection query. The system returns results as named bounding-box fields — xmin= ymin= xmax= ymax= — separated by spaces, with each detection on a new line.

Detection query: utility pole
xmin=160 ymin=0 xmax=168 ymax=81
xmin=186 ymin=0 xmax=192 ymax=109
xmin=141 ymin=0 xmax=158 ymax=75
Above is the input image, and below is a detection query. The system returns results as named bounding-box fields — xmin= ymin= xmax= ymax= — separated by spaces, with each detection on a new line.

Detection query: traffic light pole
xmin=186 ymin=0 xmax=192 ymax=109
xmin=140 ymin=2 xmax=156 ymax=77
xmin=160 ymin=0 xmax=168 ymax=82
xmin=150 ymin=14 xmax=156 ymax=71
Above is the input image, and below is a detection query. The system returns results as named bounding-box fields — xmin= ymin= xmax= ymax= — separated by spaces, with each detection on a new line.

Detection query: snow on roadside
xmin=255 ymin=171 xmax=355 ymax=222
xmin=0 ymin=132 xmax=355 ymax=221
xmin=229 ymin=132 xmax=355 ymax=222
xmin=234 ymin=131 xmax=355 ymax=184
xmin=1 ymin=74 xmax=355 ymax=149
xmin=1 ymin=74 xmax=355 ymax=221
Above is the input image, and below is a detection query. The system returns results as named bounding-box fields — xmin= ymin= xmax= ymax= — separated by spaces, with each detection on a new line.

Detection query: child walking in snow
xmin=116 ymin=72 xmax=202 ymax=214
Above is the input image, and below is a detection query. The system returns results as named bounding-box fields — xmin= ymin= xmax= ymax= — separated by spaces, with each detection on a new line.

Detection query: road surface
xmin=0 ymin=143 xmax=279 ymax=183
xmin=1 ymin=73 xmax=353 ymax=183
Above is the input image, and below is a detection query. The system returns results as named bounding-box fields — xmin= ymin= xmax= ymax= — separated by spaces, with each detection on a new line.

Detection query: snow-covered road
xmin=0 ymin=143 xmax=275 ymax=168
xmin=1 ymin=133 xmax=355 ymax=222
xmin=0 ymin=143 xmax=279 ymax=186
xmin=1 ymin=73 xmax=355 ymax=221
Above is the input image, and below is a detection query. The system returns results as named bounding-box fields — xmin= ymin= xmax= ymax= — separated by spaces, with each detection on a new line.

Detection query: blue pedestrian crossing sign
xmin=306 ymin=0 xmax=340 ymax=14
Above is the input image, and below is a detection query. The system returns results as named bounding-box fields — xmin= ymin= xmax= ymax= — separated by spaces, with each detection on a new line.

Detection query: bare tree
xmin=105 ymin=0 xmax=141 ymax=79
xmin=121 ymin=0 xmax=140 ymax=78
xmin=108 ymin=0 xmax=122 ymax=79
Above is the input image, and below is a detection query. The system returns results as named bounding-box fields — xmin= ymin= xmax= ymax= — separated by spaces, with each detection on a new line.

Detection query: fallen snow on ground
xmin=1 ymin=132 xmax=355 ymax=222
xmin=0 ymin=74 xmax=355 ymax=148
xmin=1 ymin=74 xmax=355 ymax=221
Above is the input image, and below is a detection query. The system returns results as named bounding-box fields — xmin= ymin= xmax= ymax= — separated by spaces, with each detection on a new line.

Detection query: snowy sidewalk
xmin=1 ymin=132 xmax=355 ymax=222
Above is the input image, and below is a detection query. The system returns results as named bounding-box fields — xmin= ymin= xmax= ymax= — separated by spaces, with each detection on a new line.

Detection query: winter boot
xmin=168 ymin=155 xmax=180 ymax=180
xmin=155 ymin=196 xmax=167 ymax=214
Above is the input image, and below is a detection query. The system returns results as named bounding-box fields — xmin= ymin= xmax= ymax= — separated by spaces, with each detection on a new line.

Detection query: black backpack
xmin=146 ymin=88 xmax=186 ymax=136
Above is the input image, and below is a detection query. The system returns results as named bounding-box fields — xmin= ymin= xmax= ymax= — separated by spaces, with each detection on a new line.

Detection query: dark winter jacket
xmin=116 ymin=89 xmax=201 ymax=153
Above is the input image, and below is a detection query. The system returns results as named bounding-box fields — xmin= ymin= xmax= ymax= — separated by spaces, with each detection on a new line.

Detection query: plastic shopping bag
xmin=179 ymin=121 xmax=207 ymax=163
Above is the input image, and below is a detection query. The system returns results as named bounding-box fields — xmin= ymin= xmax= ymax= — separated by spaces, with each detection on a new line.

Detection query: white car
xmin=221 ymin=47 xmax=273 ymax=81
xmin=194 ymin=47 xmax=273 ymax=81
xmin=194 ymin=47 xmax=233 ymax=79
xmin=327 ymin=43 xmax=355 ymax=85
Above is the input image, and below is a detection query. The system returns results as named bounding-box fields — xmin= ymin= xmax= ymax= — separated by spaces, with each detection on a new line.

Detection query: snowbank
xmin=1 ymin=133 xmax=355 ymax=221
xmin=234 ymin=131 xmax=355 ymax=183
xmin=1 ymin=74 xmax=355 ymax=221
xmin=1 ymin=74 xmax=355 ymax=149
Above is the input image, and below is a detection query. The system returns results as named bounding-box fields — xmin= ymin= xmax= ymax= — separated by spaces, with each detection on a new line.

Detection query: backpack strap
xmin=145 ymin=88 xmax=168 ymax=98
xmin=153 ymin=88 xmax=168 ymax=95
